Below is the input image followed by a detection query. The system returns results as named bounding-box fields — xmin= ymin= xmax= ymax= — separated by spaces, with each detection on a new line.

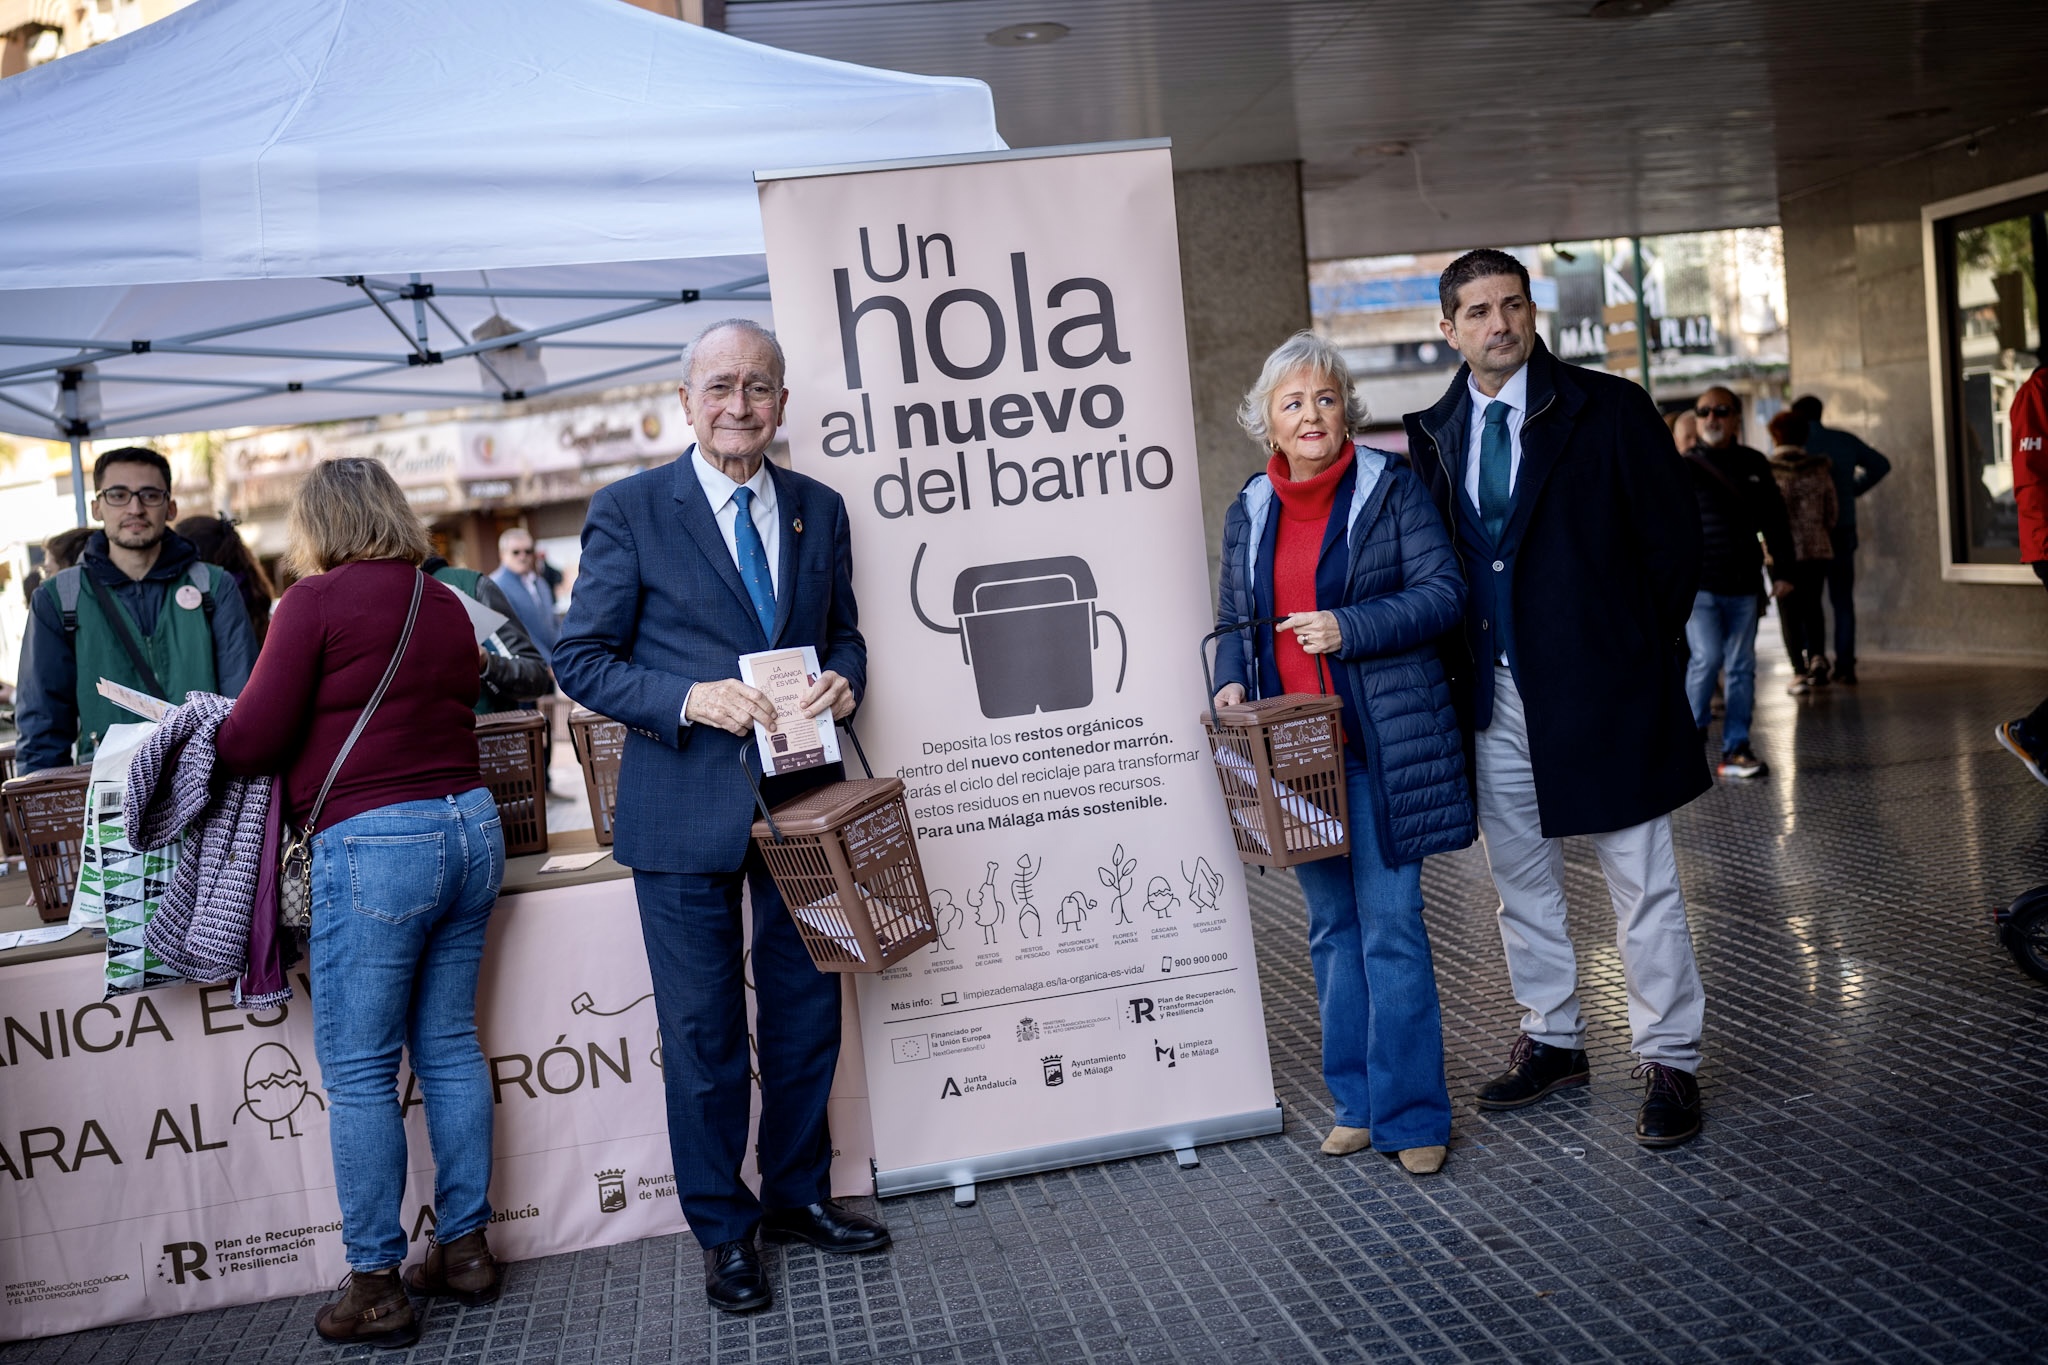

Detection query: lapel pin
xmin=793 ymin=517 xmax=803 ymax=534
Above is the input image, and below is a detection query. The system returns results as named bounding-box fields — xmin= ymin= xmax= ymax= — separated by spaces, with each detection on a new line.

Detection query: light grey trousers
xmin=1474 ymin=667 xmax=1705 ymax=1070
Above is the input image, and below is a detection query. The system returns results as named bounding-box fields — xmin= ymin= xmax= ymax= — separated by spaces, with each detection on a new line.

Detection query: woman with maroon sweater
xmin=1211 ymin=334 xmax=1473 ymax=1176
xmin=216 ymin=458 xmax=504 ymax=1348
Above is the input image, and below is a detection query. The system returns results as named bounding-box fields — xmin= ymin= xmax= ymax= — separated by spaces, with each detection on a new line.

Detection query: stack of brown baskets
xmin=746 ymin=726 xmax=936 ymax=972
xmin=567 ymin=707 xmax=625 ymax=846
xmin=475 ymin=710 xmax=548 ymax=856
xmin=3 ymin=763 xmax=92 ymax=921
xmin=1199 ymin=620 xmax=1350 ymax=868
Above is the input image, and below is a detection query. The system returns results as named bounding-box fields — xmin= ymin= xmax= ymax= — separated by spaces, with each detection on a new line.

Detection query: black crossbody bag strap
xmin=82 ymin=570 xmax=169 ymax=699
xmin=303 ymin=569 xmax=425 ymax=834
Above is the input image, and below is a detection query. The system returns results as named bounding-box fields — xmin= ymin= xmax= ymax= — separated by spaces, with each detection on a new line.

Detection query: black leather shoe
xmin=760 ymin=1200 xmax=892 ymax=1254
xmin=1475 ymin=1035 xmax=1590 ymax=1110
xmin=1633 ymin=1062 xmax=1702 ymax=1148
xmin=704 ymin=1239 xmax=771 ymax=1313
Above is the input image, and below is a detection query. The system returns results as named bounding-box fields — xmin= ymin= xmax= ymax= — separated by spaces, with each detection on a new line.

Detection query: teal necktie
xmin=731 ymin=485 xmax=776 ymax=639
xmin=1479 ymin=400 xmax=1512 ymax=544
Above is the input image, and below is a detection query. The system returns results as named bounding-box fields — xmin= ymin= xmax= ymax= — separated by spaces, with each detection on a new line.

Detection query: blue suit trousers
xmin=633 ymin=860 xmax=841 ymax=1247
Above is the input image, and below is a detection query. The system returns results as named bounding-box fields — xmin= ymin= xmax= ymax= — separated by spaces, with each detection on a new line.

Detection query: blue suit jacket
xmin=488 ymin=564 xmax=560 ymax=663
xmin=552 ymin=449 xmax=866 ymax=874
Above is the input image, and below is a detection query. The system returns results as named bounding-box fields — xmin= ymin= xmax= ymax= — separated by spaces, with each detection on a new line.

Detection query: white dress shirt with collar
xmin=693 ymin=446 xmax=780 ymax=592
xmin=1462 ymin=362 xmax=1530 ymax=511
xmin=681 ymin=446 xmax=780 ymax=728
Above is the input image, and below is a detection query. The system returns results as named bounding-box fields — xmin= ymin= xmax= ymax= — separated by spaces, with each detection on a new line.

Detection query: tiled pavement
xmin=8 ymin=654 xmax=2048 ymax=1364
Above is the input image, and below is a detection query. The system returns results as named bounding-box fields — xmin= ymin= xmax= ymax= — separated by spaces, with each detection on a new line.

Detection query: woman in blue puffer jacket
xmin=1213 ymin=332 xmax=1474 ymax=1175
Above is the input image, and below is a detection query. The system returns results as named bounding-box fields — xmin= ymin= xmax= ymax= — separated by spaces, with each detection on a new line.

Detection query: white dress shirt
xmin=693 ymin=447 xmax=780 ymax=593
xmin=681 ymin=448 xmax=781 ymax=727
xmin=1462 ymin=362 xmax=1529 ymax=511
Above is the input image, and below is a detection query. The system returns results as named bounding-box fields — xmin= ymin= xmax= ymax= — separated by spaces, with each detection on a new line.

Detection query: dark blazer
xmin=1403 ymin=339 xmax=1709 ymax=839
xmin=1214 ymin=448 xmax=1475 ymax=865
xmin=552 ymin=450 xmax=866 ymax=874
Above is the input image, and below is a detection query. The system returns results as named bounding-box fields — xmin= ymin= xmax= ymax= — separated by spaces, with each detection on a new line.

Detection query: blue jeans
xmin=1685 ymin=590 xmax=1759 ymax=750
xmin=1291 ymin=761 xmax=1451 ymax=1149
xmin=310 ymin=788 xmax=505 ymax=1272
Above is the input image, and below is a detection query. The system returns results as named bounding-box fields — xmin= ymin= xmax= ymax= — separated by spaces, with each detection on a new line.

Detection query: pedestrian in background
xmin=176 ymin=513 xmax=276 ymax=647
xmin=1406 ymin=250 xmax=1711 ymax=1149
xmin=1789 ymin=395 xmax=1890 ymax=685
xmin=1666 ymin=408 xmax=1698 ymax=454
xmin=1765 ymin=410 xmax=1839 ymax=695
xmin=1213 ymin=333 xmax=1472 ymax=1176
xmin=1995 ymin=365 xmax=2048 ymax=785
xmin=1681 ymin=388 xmax=1796 ymax=780
xmin=490 ymin=527 xmax=560 ymax=664
xmin=216 ymin=457 xmax=505 ymax=1348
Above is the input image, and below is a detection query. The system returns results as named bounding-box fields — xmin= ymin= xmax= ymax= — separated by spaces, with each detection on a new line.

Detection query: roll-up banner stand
xmin=757 ymin=141 xmax=1282 ymax=1198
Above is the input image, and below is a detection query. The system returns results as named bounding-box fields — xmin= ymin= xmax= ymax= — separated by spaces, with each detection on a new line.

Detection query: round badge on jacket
xmin=175 ymin=583 xmax=203 ymax=610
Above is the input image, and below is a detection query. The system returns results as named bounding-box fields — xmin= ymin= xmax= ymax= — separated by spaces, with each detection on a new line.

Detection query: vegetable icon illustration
xmin=1099 ymin=845 xmax=1138 ymax=924
xmin=911 ymin=544 xmax=1127 ymax=719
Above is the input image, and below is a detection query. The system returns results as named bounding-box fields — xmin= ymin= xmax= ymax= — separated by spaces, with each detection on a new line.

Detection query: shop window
xmin=1927 ymin=175 xmax=2048 ymax=580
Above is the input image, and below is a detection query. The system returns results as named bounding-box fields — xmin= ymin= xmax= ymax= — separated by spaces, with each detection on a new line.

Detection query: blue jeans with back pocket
xmin=310 ymin=788 xmax=504 ymax=1272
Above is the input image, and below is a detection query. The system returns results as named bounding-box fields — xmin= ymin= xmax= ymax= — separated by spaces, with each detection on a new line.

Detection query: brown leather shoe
xmin=404 ymin=1228 xmax=503 ymax=1306
xmin=314 ymin=1268 xmax=420 ymax=1348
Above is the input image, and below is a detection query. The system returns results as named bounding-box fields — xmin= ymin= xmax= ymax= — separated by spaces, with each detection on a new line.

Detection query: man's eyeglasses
xmin=505 ymin=547 xmax=534 ymax=557
xmin=698 ymin=381 xmax=779 ymax=406
xmin=95 ymin=485 xmax=168 ymax=508
xmin=1693 ymin=404 xmax=1736 ymax=419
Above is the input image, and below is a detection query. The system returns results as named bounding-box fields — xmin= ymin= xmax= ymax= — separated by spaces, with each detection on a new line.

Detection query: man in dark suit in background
xmin=1404 ymin=250 xmax=1712 ymax=1149
xmin=553 ymin=319 xmax=883 ymax=1315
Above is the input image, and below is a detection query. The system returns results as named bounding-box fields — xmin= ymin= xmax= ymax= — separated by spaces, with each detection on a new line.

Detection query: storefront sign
xmin=0 ymin=879 xmax=872 ymax=1339
xmin=758 ymin=144 xmax=1280 ymax=1194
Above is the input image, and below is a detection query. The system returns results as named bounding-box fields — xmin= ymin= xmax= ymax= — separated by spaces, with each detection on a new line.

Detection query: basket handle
xmin=737 ymin=716 xmax=875 ymax=845
xmin=1200 ymin=616 xmax=1331 ymax=729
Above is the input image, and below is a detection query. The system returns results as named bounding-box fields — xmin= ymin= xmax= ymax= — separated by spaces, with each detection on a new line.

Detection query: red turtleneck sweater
xmin=1268 ymin=442 xmax=1354 ymax=698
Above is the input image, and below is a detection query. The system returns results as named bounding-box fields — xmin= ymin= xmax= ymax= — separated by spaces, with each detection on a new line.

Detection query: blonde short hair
xmin=284 ymin=457 xmax=431 ymax=577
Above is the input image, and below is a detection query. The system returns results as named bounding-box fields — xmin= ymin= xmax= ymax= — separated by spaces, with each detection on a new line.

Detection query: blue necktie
xmin=1479 ymin=400 xmax=1512 ymax=544
xmin=731 ymin=485 xmax=776 ymax=639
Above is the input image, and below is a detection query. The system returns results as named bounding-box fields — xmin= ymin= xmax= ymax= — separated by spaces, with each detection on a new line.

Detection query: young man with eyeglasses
xmin=1680 ymin=388 xmax=1795 ymax=780
xmin=15 ymin=446 xmax=256 ymax=773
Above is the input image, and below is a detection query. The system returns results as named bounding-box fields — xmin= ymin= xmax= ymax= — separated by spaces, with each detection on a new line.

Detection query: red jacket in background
xmin=2015 ymin=366 xmax=2048 ymax=563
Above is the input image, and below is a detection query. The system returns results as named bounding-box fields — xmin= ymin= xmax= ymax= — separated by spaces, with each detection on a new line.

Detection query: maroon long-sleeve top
xmin=217 ymin=559 xmax=482 ymax=833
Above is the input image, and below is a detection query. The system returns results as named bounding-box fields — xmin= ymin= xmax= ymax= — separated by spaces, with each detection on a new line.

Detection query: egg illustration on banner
xmin=233 ymin=1041 xmax=326 ymax=1139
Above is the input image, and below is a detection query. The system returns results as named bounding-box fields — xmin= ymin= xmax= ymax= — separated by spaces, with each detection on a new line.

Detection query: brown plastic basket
xmin=1200 ymin=621 xmax=1350 ymax=868
xmin=4 ymin=764 xmax=91 ymax=921
xmin=568 ymin=708 xmax=625 ymax=847
xmin=476 ymin=710 xmax=549 ymax=857
xmin=746 ymin=729 xmax=936 ymax=973
xmin=0 ymin=743 xmax=18 ymax=860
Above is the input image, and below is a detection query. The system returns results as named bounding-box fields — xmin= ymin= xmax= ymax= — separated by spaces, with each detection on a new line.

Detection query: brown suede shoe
xmin=314 ymin=1268 xmax=420 ymax=1348
xmin=404 ymin=1228 xmax=503 ymax=1306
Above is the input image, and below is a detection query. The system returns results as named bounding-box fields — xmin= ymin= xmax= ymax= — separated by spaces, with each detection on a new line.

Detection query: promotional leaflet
xmin=758 ymin=143 xmax=1280 ymax=1194
xmin=738 ymin=646 xmax=841 ymax=776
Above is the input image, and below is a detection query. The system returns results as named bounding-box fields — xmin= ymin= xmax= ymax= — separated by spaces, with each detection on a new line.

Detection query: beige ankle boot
xmin=1320 ymin=1125 xmax=1371 ymax=1155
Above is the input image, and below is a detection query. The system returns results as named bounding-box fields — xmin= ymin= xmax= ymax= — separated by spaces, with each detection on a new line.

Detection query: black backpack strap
xmin=188 ymin=562 xmax=217 ymax=626
xmin=53 ymin=565 xmax=82 ymax=635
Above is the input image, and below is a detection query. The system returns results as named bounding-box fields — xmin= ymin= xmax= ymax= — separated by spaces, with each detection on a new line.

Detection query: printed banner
xmin=758 ymin=144 xmax=1280 ymax=1190
xmin=0 ymin=878 xmax=872 ymax=1340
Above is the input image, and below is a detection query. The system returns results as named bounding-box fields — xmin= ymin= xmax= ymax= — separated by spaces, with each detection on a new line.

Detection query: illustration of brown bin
xmin=3 ymin=764 xmax=91 ymax=921
xmin=746 ymin=729 xmax=936 ymax=972
xmin=1199 ymin=621 xmax=1349 ymax=868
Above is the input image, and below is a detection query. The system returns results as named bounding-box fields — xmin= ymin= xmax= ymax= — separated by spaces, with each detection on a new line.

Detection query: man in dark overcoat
xmin=1403 ymin=250 xmax=1712 ymax=1147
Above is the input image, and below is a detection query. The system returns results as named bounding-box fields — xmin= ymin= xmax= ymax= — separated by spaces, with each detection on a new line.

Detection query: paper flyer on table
xmin=738 ymin=646 xmax=840 ymax=776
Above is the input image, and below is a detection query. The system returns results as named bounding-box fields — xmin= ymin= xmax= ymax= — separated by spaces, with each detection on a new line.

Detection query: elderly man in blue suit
xmin=553 ymin=318 xmax=882 ymax=1315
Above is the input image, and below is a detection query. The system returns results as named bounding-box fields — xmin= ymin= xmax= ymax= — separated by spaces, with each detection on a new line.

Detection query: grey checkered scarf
xmin=127 ymin=691 xmax=273 ymax=984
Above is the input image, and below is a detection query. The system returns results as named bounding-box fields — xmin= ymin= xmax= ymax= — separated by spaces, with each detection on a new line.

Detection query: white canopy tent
xmin=0 ymin=0 xmax=1003 ymax=517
